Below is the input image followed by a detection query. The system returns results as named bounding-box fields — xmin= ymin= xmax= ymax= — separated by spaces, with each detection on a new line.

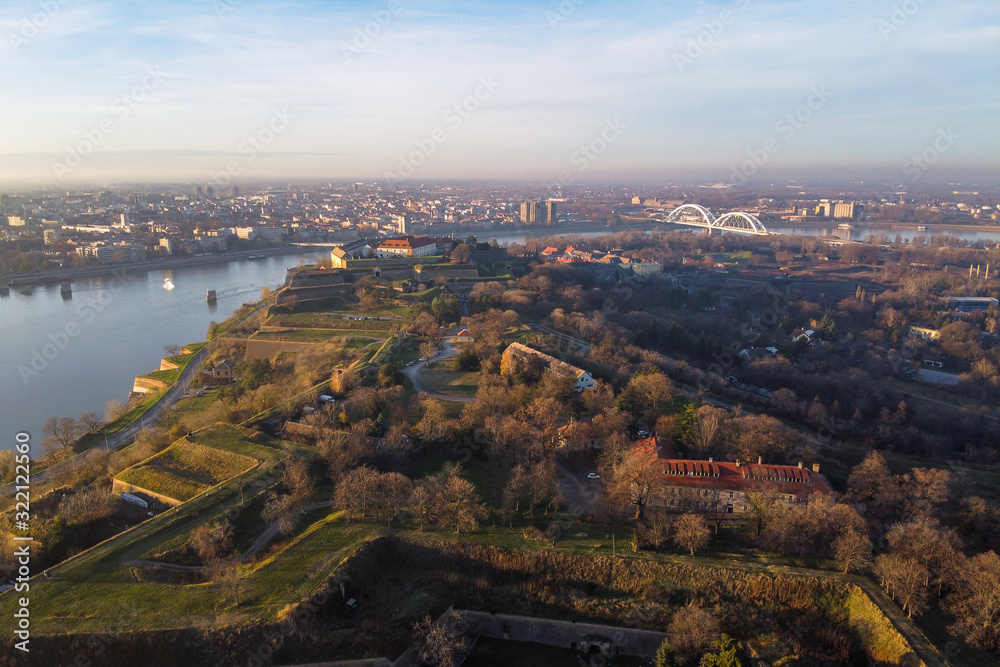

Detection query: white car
xmin=587 ymin=472 xmax=601 ymax=480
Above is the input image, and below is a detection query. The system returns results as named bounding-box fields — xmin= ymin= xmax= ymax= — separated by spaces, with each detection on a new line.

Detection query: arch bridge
xmin=664 ymin=204 xmax=770 ymax=235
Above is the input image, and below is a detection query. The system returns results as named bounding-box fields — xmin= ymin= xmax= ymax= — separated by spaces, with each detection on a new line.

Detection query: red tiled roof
xmin=658 ymin=458 xmax=833 ymax=495
xmin=378 ymin=236 xmax=436 ymax=249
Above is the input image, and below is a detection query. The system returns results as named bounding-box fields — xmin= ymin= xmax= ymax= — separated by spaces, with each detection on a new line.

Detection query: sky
xmin=0 ymin=0 xmax=998 ymax=187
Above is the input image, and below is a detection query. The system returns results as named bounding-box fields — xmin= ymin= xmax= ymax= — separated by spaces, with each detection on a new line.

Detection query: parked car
xmin=587 ymin=472 xmax=601 ymax=480
xmin=319 ymin=395 xmax=335 ymax=403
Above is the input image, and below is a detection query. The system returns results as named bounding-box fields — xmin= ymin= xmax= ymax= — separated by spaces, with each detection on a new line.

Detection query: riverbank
xmin=4 ymin=246 xmax=302 ymax=287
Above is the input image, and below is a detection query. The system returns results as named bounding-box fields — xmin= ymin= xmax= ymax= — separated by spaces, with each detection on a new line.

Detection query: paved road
xmin=1 ymin=345 xmax=212 ymax=496
xmin=402 ymin=340 xmax=475 ymax=404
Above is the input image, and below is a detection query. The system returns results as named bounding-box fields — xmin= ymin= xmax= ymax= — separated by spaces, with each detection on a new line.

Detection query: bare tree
xmin=668 ymin=605 xmax=719 ymax=664
xmin=374 ymin=471 xmax=413 ymax=527
xmin=689 ymin=405 xmax=725 ymax=457
xmin=947 ymin=551 xmax=1000 ymax=652
xmin=191 ymin=519 xmax=234 ymax=563
xmin=104 ymin=398 xmax=131 ymax=422
xmin=608 ymin=444 xmax=662 ymax=520
xmin=874 ymin=553 xmax=929 ymax=618
xmin=284 ymin=456 xmax=315 ymax=513
xmin=163 ymin=343 xmax=182 ymax=357
xmin=42 ymin=416 xmax=81 ymax=457
xmin=79 ymin=411 xmax=103 ymax=434
xmin=833 ymin=528 xmax=872 ymax=574
xmin=412 ymin=609 xmax=471 ymax=667
xmin=334 ymin=465 xmax=378 ymax=521
xmin=673 ymin=512 xmax=711 ymax=556
xmin=213 ymin=558 xmax=247 ymax=606
xmin=410 ymin=479 xmax=437 ymax=531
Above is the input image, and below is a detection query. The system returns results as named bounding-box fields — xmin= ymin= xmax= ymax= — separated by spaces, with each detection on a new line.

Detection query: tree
xmin=874 ymin=553 xmax=929 ymax=618
xmin=105 ymin=398 xmax=130 ymax=422
xmin=237 ymin=358 xmax=272 ymax=393
xmin=374 ymin=471 xmax=413 ymax=527
xmin=410 ymin=480 xmax=437 ymax=531
xmin=669 ymin=605 xmax=719 ymax=664
xmin=191 ymin=519 xmax=234 ymax=563
xmin=163 ymin=343 xmax=182 ymax=357
xmin=42 ymin=416 xmax=81 ymax=456
xmin=262 ymin=490 xmax=298 ymax=536
xmin=413 ymin=609 xmax=471 ymax=667
xmin=284 ymin=455 xmax=315 ymax=513
xmin=833 ymin=528 xmax=872 ymax=574
xmin=654 ymin=638 xmax=674 ymax=667
xmin=616 ymin=370 xmax=673 ymax=427
xmin=377 ymin=361 xmax=401 ymax=388
xmin=214 ymin=559 xmax=247 ymax=606
xmin=699 ymin=634 xmax=745 ymax=667
xmin=451 ymin=242 xmax=472 ymax=263
xmin=79 ymin=411 xmax=103 ymax=434
xmin=608 ymin=444 xmax=662 ymax=520
xmin=438 ymin=472 xmax=487 ymax=533
xmin=334 ymin=465 xmax=379 ymax=521
xmin=689 ymin=405 xmax=725 ymax=457
xmin=947 ymin=550 xmax=1000 ymax=652
xmin=431 ymin=293 xmax=460 ymax=324
xmin=673 ymin=512 xmax=711 ymax=556
xmin=419 ymin=341 xmax=438 ymax=365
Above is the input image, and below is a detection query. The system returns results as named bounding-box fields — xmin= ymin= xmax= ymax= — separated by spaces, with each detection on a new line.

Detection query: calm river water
xmin=0 ymin=251 xmax=327 ymax=453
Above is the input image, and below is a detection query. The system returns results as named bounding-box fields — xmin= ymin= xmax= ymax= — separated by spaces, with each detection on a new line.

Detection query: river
xmin=0 ymin=251 xmax=328 ymax=453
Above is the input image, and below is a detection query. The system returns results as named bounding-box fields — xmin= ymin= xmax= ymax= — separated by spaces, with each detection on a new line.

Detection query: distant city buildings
xmin=519 ymin=200 xmax=557 ymax=225
xmin=76 ymin=241 xmax=146 ymax=263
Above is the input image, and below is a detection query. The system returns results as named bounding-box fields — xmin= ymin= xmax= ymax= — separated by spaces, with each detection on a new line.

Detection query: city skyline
xmin=0 ymin=0 xmax=998 ymax=186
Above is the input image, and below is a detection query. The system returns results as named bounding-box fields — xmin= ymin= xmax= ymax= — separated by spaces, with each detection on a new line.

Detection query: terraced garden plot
xmin=116 ymin=439 xmax=260 ymax=502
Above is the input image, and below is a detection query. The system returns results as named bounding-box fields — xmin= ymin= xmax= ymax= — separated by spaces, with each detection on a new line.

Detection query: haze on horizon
xmin=0 ymin=0 xmax=998 ymax=188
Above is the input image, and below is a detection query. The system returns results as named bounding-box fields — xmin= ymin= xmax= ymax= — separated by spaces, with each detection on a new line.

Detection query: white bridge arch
xmin=664 ymin=204 xmax=769 ymax=235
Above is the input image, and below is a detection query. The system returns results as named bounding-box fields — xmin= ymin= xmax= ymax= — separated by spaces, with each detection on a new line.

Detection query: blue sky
xmin=0 ymin=0 xmax=997 ymax=186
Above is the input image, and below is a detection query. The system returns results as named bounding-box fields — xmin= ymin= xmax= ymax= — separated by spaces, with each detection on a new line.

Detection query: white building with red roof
xmin=376 ymin=235 xmax=438 ymax=259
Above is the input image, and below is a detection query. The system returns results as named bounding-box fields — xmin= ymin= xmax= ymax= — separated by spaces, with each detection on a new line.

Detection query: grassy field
xmin=252 ymin=329 xmax=385 ymax=343
xmin=117 ymin=439 xmax=260 ymax=502
xmin=420 ymin=359 xmax=481 ymax=397
xmin=267 ymin=312 xmax=399 ymax=330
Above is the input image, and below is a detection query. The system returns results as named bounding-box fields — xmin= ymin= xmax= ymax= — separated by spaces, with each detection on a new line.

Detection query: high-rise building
xmin=833 ymin=202 xmax=862 ymax=220
xmin=520 ymin=200 xmax=555 ymax=224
